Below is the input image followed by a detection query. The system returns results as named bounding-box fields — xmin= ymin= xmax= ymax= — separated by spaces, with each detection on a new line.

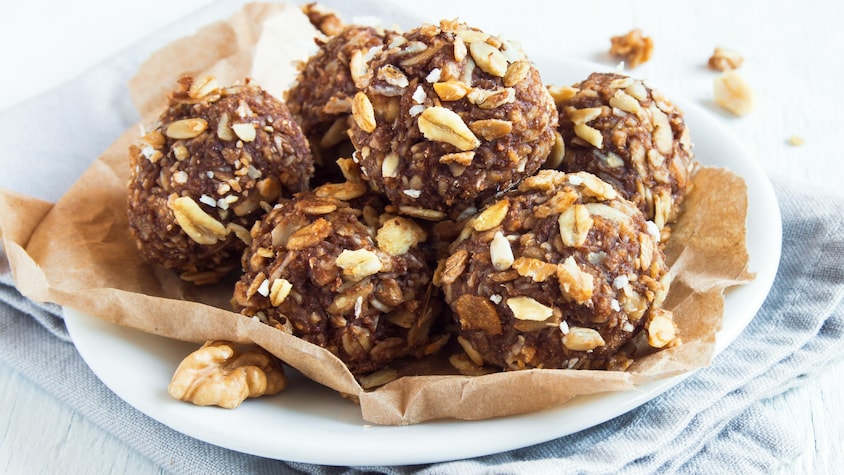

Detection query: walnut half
xmin=168 ymin=341 xmax=287 ymax=409
xmin=609 ymin=29 xmax=653 ymax=68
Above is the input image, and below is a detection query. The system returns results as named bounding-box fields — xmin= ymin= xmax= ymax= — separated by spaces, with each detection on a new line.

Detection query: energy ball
xmin=348 ymin=19 xmax=559 ymax=221
xmin=233 ymin=177 xmax=448 ymax=375
xmin=551 ymin=72 xmax=697 ymax=236
xmin=286 ymin=25 xmax=393 ymax=181
xmin=127 ymin=76 xmax=313 ymax=284
xmin=439 ymin=170 xmax=677 ymax=371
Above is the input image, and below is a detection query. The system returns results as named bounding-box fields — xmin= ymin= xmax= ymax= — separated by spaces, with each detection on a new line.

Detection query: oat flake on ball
xmin=348 ymin=19 xmax=559 ymax=221
xmin=127 ymin=77 xmax=313 ymax=284
xmin=439 ymin=169 xmax=678 ymax=372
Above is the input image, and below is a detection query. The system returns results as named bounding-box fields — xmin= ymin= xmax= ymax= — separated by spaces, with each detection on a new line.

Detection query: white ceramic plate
xmin=65 ymin=58 xmax=782 ymax=466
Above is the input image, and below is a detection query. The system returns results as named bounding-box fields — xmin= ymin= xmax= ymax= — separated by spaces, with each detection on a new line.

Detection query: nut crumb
xmin=787 ymin=135 xmax=805 ymax=146
xmin=708 ymin=47 xmax=744 ymax=71
xmin=609 ymin=29 xmax=653 ymax=68
xmin=713 ymin=70 xmax=754 ymax=116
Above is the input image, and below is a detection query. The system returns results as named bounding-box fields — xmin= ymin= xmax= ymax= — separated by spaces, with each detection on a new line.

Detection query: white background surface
xmin=1 ymin=0 xmax=843 ymax=473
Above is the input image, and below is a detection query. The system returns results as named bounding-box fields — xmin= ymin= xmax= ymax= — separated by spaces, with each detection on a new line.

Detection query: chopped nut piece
xmin=609 ymin=90 xmax=642 ymax=116
xmin=562 ymin=327 xmax=606 ymax=351
xmin=609 ymin=29 xmax=653 ymax=68
xmin=314 ymin=181 xmax=368 ymax=201
xmin=466 ymin=87 xmax=516 ymax=110
xmin=557 ymin=204 xmax=593 ymax=247
xmin=647 ymin=309 xmax=677 ymax=348
xmin=433 ymin=80 xmax=472 ymax=101
xmin=358 ymin=367 xmax=399 ymax=389
xmin=285 ymin=218 xmax=333 ymax=250
xmin=534 ymin=190 xmax=577 ymax=219
xmin=439 ymin=151 xmax=475 ymax=166
xmin=468 ymin=40 xmax=508 ymax=77
xmin=141 ymin=130 xmax=166 ymax=149
xmin=440 ymin=249 xmax=468 ymax=285
xmin=469 ymin=119 xmax=513 ymax=140
xmin=376 ymin=217 xmax=427 ymax=256
xmin=381 ymin=152 xmax=400 ymax=178
xmin=167 ymin=195 xmax=228 ymax=245
xmin=471 ymin=198 xmax=510 ymax=231
xmin=547 ymin=85 xmax=579 ymax=106
xmin=417 ymin=106 xmax=481 ymax=151
xmin=295 ymin=198 xmax=338 ymax=215
xmin=512 ymin=257 xmax=558 ymax=282
xmin=398 ymin=206 xmax=446 ymax=221
xmin=454 ymin=295 xmax=503 ymax=335
xmin=449 ymin=353 xmax=493 ymax=376
xmin=188 ymin=76 xmax=220 ymax=100
xmin=168 ymin=341 xmax=286 ymax=409
xmin=506 ymin=296 xmax=553 ymax=322
xmin=574 ymin=123 xmax=604 ymax=149
xmin=489 ymin=231 xmax=514 ymax=271
xmin=457 ymin=336 xmax=485 ymax=366
xmin=216 ymin=112 xmax=236 ymax=141
xmin=378 ymin=64 xmax=410 ymax=89
xmin=226 ymin=223 xmax=252 ymax=245
xmin=352 ymin=91 xmax=377 ymax=133
xmin=556 ymin=256 xmax=594 ymax=305
xmin=565 ymin=106 xmax=603 ymax=125
xmin=575 ymin=173 xmax=619 ymax=200
xmin=543 ymin=131 xmax=565 ymax=169
xmin=165 ymin=118 xmax=208 ymax=139
xmin=231 ymin=123 xmax=257 ymax=142
xmin=584 ymin=203 xmax=632 ymax=225
xmin=335 ymin=248 xmax=383 ymax=280
xmin=708 ymin=47 xmax=744 ymax=71
xmin=269 ymin=278 xmax=293 ymax=306
xmin=713 ymin=70 xmax=754 ymax=116
xmin=503 ymin=60 xmax=531 ymax=87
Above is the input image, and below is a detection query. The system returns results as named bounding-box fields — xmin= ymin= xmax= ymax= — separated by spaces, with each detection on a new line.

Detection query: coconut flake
xmin=199 ymin=194 xmax=217 ymax=207
xmin=613 ymin=275 xmax=629 ymax=289
xmin=559 ymin=320 xmax=570 ymax=335
xmin=425 ymin=68 xmax=442 ymax=83
xmin=412 ymin=85 xmax=427 ymax=104
xmin=257 ymin=279 xmax=270 ymax=297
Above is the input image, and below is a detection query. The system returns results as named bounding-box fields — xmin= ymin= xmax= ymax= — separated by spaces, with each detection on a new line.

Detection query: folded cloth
xmin=1 ymin=180 xmax=842 ymax=474
xmin=1 ymin=0 xmax=843 ymax=472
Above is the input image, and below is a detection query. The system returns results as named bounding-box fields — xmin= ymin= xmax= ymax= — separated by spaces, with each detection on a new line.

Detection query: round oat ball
xmin=127 ymin=76 xmax=313 ymax=284
xmin=552 ymin=72 xmax=697 ymax=236
xmin=348 ymin=19 xmax=559 ymax=221
xmin=233 ymin=182 xmax=448 ymax=375
xmin=286 ymin=25 xmax=393 ymax=182
xmin=439 ymin=169 xmax=677 ymax=371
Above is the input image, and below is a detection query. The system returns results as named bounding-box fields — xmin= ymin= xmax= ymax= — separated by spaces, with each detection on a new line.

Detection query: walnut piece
xmin=301 ymin=2 xmax=345 ymax=36
xmin=168 ymin=341 xmax=286 ymax=409
xmin=708 ymin=47 xmax=744 ymax=71
xmin=609 ymin=29 xmax=653 ymax=68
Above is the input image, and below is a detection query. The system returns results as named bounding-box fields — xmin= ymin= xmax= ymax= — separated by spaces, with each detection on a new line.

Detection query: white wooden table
xmin=1 ymin=1 xmax=843 ymax=472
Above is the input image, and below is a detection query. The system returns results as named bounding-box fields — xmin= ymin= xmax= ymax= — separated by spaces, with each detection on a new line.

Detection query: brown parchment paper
xmin=0 ymin=2 xmax=753 ymax=425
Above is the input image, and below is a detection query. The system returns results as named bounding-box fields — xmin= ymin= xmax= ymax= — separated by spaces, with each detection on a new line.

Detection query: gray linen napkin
xmin=2 ymin=0 xmax=844 ymax=472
